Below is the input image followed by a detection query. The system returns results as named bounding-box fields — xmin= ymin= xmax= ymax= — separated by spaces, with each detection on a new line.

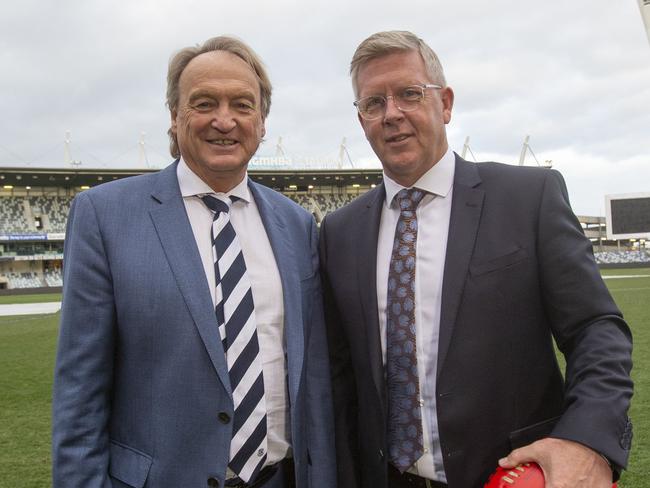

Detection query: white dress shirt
xmin=177 ymin=159 xmax=290 ymax=471
xmin=376 ymin=148 xmax=455 ymax=483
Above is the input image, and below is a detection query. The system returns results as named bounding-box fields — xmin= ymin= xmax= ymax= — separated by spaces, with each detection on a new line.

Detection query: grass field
xmin=0 ymin=293 xmax=61 ymax=305
xmin=0 ymin=270 xmax=648 ymax=487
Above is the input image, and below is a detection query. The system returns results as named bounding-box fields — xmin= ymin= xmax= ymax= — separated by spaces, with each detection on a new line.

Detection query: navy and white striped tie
xmin=201 ymin=195 xmax=268 ymax=483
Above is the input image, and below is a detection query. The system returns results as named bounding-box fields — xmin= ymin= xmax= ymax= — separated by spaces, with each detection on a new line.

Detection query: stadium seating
xmin=6 ymin=272 xmax=45 ymax=289
xmin=594 ymin=250 xmax=650 ymax=264
xmin=2 ymin=192 xmax=359 ymax=236
xmin=1 ymin=195 xmax=74 ymax=234
xmin=285 ymin=193 xmax=360 ymax=222
xmin=3 ymin=190 xmax=648 ymax=290
xmin=29 ymin=195 xmax=73 ymax=233
xmin=44 ymin=268 xmax=63 ymax=287
xmin=0 ymin=197 xmax=32 ymax=233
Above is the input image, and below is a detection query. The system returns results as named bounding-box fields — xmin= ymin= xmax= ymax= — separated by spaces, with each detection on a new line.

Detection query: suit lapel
xmin=249 ymin=181 xmax=304 ymax=408
xmin=437 ymin=156 xmax=484 ymax=378
xmin=355 ymin=185 xmax=386 ymax=408
xmin=148 ymin=162 xmax=232 ymax=396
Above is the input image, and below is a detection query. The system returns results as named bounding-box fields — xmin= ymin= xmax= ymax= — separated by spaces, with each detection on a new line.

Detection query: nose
xmin=383 ymin=96 xmax=404 ymax=123
xmin=210 ymin=106 xmax=237 ymax=132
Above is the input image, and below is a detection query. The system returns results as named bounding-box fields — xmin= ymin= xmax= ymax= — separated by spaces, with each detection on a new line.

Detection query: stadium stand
xmin=0 ymin=196 xmax=32 ymax=233
xmin=6 ymin=271 xmax=44 ymax=289
xmin=1 ymin=189 xmax=366 ymax=290
xmin=1 ymin=195 xmax=74 ymax=234
xmin=44 ymin=268 xmax=63 ymax=287
xmin=594 ymin=250 xmax=650 ymax=264
xmin=0 ymin=165 xmax=647 ymax=291
xmin=29 ymin=195 xmax=73 ymax=233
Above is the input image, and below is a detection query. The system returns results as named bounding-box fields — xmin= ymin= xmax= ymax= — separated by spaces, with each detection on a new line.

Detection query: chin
xmin=204 ymin=155 xmax=247 ymax=171
xmin=384 ymin=157 xmax=419 ymax=174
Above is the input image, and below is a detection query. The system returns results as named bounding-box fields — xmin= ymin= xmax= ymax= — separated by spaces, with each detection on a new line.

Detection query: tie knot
xmin=201 ymin=195 xmax=231 ymax=215
xmin=395 ymin=188 xmax=426 ymax=211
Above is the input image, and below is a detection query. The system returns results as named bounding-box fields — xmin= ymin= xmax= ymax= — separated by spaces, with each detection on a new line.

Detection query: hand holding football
xmin=484 ymin=463 xmax=617 ymax=487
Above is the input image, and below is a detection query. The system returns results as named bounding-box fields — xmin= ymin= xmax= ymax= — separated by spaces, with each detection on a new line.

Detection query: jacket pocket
xmin=470 ymin=247 xmax=528 ymax=277
xmin=509 ymin=416 xmax=560 ymax=450
xmin=109 ymin=440 xmax=153 ymax=488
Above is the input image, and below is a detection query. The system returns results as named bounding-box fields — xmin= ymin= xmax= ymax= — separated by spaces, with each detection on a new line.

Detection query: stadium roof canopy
xmin=0 ymin=166 xmax=383 ymax=190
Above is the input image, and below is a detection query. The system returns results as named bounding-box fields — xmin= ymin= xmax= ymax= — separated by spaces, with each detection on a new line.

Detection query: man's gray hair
xmin=166 ymin=36 xmax=272 ymax=158
xmin=350 ymin=30 xmax=446 ymax=97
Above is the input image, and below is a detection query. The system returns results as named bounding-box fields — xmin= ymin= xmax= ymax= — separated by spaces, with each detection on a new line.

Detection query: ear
xmin=441 ymin=86 xmax=454 ymax=124
xmin=260 ymin=120 xmax=266 ymax=139
xmin=170 ymin=109 xmax=178 ymax=135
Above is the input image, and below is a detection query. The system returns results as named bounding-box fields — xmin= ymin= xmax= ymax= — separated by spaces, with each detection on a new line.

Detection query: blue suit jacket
xmin=52 ymin=162 xmax=336 ymax=487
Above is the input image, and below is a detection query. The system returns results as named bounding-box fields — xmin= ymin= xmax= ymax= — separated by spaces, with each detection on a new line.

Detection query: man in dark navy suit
xmin=320 ymin=30 xmax=633 ymax=488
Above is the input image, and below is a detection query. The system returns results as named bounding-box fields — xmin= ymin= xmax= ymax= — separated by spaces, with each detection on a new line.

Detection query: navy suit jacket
xmin=320 ymin=155 xmax=633 ymax=487
xmin=52 ymin=161 xmax=336 ymax=487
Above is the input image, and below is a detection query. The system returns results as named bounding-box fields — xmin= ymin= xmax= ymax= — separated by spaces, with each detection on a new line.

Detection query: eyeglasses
xmin=353 ymin=84 xmax=442 ymax=120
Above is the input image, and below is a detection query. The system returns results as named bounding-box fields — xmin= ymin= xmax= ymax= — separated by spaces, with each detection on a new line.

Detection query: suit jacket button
xmin=207 ymin=477 xmax=220 ymax=487
xmin=379 ymin=449 xmax=384 ymax=460
xmin=218 ymin=412 xmax=231 ymax=424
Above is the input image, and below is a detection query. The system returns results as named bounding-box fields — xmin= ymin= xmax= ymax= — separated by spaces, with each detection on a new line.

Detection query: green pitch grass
xmin=0 ymin=313 xmax=58 ymax=487
xmin=0 ymin=293 xmax=61 ymax=305
xmin=0 ymin=270 xmax=648 ymax=487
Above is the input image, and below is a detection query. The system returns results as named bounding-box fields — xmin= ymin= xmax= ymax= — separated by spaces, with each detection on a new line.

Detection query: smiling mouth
xmin=207 ymin=139 xmax=237 ymax=146
xmin=386 ymin=134 xmax=410 ymax=143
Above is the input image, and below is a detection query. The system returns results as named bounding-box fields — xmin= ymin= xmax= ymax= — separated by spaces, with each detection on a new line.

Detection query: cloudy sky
xmin=1 ymin=0 xmax=649 ymax=216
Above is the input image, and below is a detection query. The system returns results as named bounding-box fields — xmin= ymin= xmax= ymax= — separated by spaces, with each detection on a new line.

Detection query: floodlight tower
xmin=64 ymin=131 xmax=81 ymax=167
xmin=64 ymin=131 xmax=72 ymax=164
xmin=275 ymin=137 xmax=286 ymax=158
xmin=461 ymin=136 xmax=477 ymax=161
xmin=138 ymin=132 xmax=150 ymax=167
xmin=639 ymin=0 xmax=650 ymax=45
xmin=518 ymin=135 xmax=531 ymax=166
xmin=518 ymin=135 xmax=552 ymax=168
xmin=338 ymin=137 xmax=354 ymax=168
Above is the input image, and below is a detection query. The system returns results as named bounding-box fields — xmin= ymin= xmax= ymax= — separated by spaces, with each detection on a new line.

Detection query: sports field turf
xmin=0 ymin=293 xmax=61 ymax=305
xmin=0 ymin=269 xmax=648 ymax=487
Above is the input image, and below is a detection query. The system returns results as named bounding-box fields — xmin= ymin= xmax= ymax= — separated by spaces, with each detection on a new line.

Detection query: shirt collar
xmin=383 ymin=147 xmax=455 ymax=207
xmin=177 ymin=157 xmax=251 ymax=203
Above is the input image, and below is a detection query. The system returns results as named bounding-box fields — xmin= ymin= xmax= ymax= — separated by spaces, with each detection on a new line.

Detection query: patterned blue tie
xmin=386 ymin=188 xmax=426 ymax=472
xmin=201 ymin=195 xmax=268 ymax=483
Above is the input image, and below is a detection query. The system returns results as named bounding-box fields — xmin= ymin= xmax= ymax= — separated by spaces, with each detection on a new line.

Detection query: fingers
xmin=498 ymin=438 xmax=613 ymax=488
xmin=498 ymin=445 xmax=536 ymax=469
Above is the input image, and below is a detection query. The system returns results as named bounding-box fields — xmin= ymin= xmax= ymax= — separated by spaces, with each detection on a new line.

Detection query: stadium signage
xmin=605 ymin=192 xmax=650 ymax=240
xmin=0 ymin=233 xmax=66 ymax=241
xmin=1 ymin=233 xmax=48 ymax=241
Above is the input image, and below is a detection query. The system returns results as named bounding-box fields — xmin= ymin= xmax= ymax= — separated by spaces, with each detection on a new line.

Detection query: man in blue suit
xmin=52 ymin=36 xmax=335 ymax=488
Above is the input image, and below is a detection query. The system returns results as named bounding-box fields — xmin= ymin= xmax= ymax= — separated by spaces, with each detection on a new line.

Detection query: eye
xmin=192 ymin=99 xmax=215 ymax=111
xmin=234 ymin=100 xmax=256 ymax=113
xmin=362 ymin=96 xmax=385 ymax=112
xmin=400 ymin=87 xmax=422 ymax=101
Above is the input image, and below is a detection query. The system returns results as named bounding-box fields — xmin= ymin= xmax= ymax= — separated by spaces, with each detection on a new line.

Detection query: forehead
xmin=179 ymin=50 xmax=261 ymax=99
xmin=355 ymin=50 xmax=428 ymax=96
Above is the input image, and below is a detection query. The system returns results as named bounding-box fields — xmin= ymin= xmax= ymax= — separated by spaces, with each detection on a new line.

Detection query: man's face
xmin=171 ymin=50 xmax=266 ymax=192
xmin=355 ymin=50 xmax=454 ymax=187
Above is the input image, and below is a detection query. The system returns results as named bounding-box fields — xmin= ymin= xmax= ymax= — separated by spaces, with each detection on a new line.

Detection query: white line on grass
xmin=602 ymin=275 xmax=650 ymax=279
xmin=0 ymin=302 xmax=61 ymax=316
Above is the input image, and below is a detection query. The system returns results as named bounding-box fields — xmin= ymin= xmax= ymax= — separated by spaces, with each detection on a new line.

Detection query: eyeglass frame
xmin=353 ymin=83 xmax=443 ymax=120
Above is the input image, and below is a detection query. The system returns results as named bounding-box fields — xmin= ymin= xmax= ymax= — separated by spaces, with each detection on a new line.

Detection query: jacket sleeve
xmin=538 ymin=170 xmax=633 ymax=471
xmin=52 ymin=191 xmax=115 ymax=487
xmin=319 ymin=216 xmax=362 ymax=488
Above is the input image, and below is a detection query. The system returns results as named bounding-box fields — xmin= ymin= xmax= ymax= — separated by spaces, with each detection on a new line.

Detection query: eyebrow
xmin=188 ymin=88 xmax=257 ymax=102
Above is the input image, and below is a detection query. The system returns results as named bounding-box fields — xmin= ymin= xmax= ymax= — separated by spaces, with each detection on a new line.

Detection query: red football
xmin=484 ymin=463 xmax=617 ymax=487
